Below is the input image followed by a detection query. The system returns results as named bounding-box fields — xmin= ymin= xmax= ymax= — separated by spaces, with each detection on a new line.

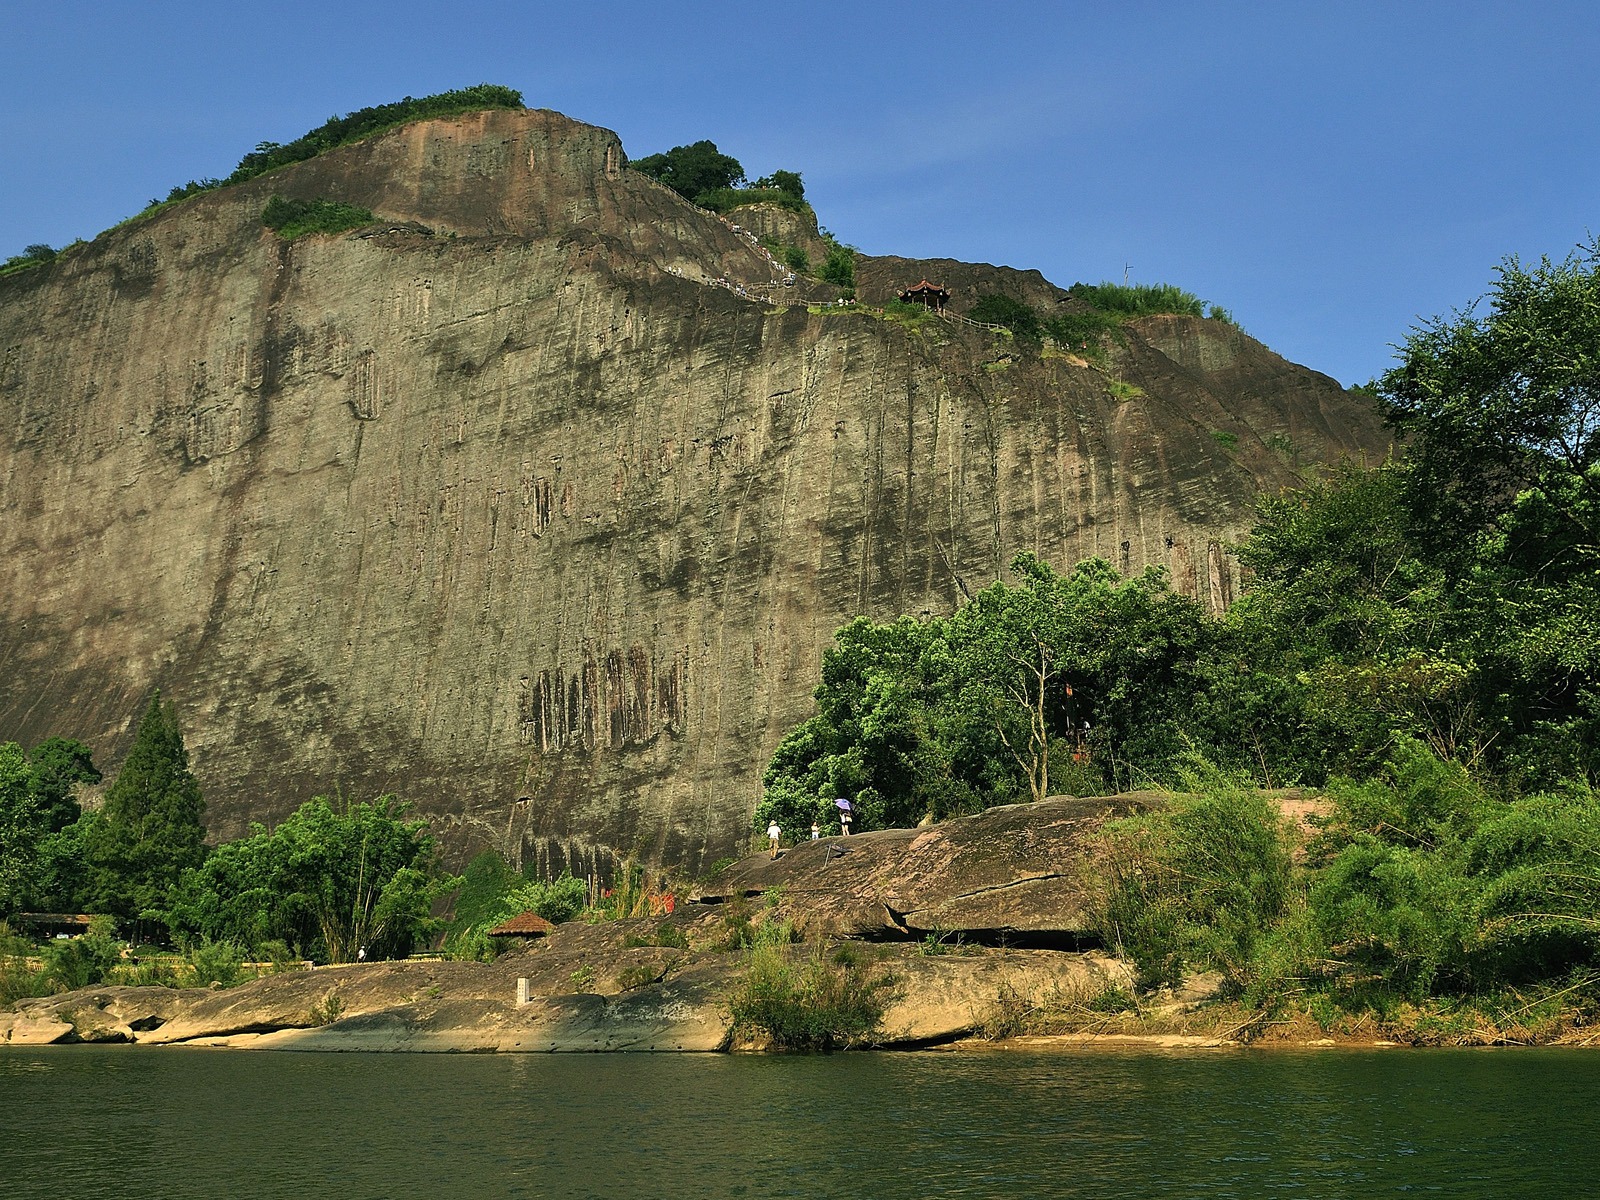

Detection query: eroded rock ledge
xmin=2 ymin=795 xmax=1140 ymax=1051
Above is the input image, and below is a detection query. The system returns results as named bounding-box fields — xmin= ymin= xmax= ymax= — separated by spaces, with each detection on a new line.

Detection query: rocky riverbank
xmin=3 ymin=796 xmax=1142 ymax=1050
xmin=10 ymin=792 xmax=1587 ymax=1052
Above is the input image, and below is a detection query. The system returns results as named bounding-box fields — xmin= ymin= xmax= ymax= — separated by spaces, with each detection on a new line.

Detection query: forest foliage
xmin=759 ymin=242 xmax=1600 ymax=1019
xmin=761 ymin=241 xmax=1600 ymax=838
xmin=2 ymin=694 xmax=458 ymax=971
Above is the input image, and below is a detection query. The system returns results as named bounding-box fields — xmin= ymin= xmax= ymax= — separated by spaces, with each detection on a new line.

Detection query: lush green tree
xmin=27 ymin=738 xmax=100 ymax=833
xmin=819 ymin=243 xmax=856 ymax=288
xmin=753 ymin=169 xmax=804 ymax=200
xmin=758 ymin=555 xmax=1216 ymax=835
xmin=83 ymin=691 xmax=206 ymax=930
xmin=630 ymin=140 xmax=746 ymax=202
xmin=950 ymin=555 xmax=1213 ymax=795
xmin=0 ymin=743 xmax=41 ymax=914
xmin=1208 ymin=464 xmax=1475 ymax=777
xmin=168 ymin=794 xmax=455 ymax=961
xmin=1374 ymin=240 xmax=1600 ymax=785
xmin=1379 ymin=239 xmax=1600 ymax=573
xmin=0 ymin=738 xmax=100 ymax=914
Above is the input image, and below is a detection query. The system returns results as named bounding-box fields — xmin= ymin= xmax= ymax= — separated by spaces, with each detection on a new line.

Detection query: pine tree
xmin=85 ymin=691 xmax=206 ymax=930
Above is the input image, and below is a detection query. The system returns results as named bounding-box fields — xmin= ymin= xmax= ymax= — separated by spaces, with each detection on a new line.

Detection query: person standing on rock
xmin=811 ymin=820 xmax=820 ymax=841
xmin=767 ymin=820 xmax=782 ymax=858
xmin=836 ymin=798 xmax=853 ymax=836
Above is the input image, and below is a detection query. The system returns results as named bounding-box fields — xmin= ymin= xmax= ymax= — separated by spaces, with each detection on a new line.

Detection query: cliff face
xmin=0 ymin=108 xmax=1389 ymax=872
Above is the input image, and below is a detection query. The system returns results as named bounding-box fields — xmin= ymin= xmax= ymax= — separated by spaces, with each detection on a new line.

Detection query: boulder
xmin=689 ymin=793 xmax=1164 ymax=943
xmin=880 ymin=948 xmax=1133 ymax=1044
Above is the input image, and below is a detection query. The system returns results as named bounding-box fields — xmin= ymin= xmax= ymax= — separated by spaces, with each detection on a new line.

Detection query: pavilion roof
xmin=486 ymin=911 xmax=556 ymax=937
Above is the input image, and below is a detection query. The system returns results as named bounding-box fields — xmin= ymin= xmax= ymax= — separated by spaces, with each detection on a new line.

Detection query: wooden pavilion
xmin=486 ymin=911 xmax=556 ymax=941
xmin=897 ymin=280 xmax=951 ymax=311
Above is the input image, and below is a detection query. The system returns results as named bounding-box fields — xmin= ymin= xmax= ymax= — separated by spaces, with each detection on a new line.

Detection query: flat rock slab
xmin=690 ymin=793 xmax=1164 ymax=940
xmin=882 ymin=948 xmax=1133 ymax=1043
xmin=4 ymin=942 xmax=1132 ymax=1052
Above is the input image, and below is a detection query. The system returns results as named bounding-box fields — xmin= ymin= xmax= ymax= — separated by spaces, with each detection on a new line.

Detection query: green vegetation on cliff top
xmin=149 ymin=83 xmax=523 ymax=209
xmin=3 ymin=85 xmax=524 ymax=274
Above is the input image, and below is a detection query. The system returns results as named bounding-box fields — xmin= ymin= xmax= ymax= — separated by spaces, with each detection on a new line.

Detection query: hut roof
xmin=900 ymin=280 xmax=949 ymax=296
xmin=486 ymin=910 xmax=556 ymax=937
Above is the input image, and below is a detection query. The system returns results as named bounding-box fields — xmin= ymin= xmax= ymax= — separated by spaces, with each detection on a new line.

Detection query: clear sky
xmin=4 ymin=1 xmax=1596 ymax=387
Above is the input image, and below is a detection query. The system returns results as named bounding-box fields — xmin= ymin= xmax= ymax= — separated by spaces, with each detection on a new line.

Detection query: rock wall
xmin=0 ymin=109 xmax=1390 ymax=872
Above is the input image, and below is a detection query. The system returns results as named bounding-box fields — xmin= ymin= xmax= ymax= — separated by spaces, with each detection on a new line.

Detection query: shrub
xmin=188 ymin=938 xmax=246 ymax=989
xmin=1089 ymin=764 xmax=1295 ymax=990
xmin=42 ymin=925 xmax=121 ymax=991
xmin=449 ymin=924 xmax=499 ymax=962
xmin=783 ymin=245 xmax=810 ymax=274
xmin=1068 ymin=281 xmax=1206 ymax=318
xmin=503 ymin=873 xmax=587 ymax=923
xmin=977 ymin=981 xmax=1035 ymax=1040
xmin=1043 ymin=309 xmax=1121 ymax=357
xmin=306 ymin=989 xmax=344 ymax=1026
xmin=112 ymin=957 xmax=183 ymax=988
xmin=753 ymin=170 xmax=804 ymax=200
xmin=256 ymin=938 xmax=302 ymax=972
xmin=261 ymin=197 xmax=376 ymax=240
xmin=701 ymin=187 xmax=808 ymax=214
xmin=618 ymin=963 xmax=660 ymax=991
xmin=0 ymin=244 xmax=60 ymax=278
xmin=969 ymin=294 xmax=1042 ymax=341
xmin=728 ymin=942 xmax=888 ymax=1050
xmin=128 ymin=86 xmax=523 ymax=223
xmin=0 ymin=927 xmax=54 ymax=1005
xmin=651 ymin=922 xmax=690 ymax=949
xmin=819 ymin=244 xmax=856 ymax=288
xmin=229 ymin=85 xmax=522 ymax=185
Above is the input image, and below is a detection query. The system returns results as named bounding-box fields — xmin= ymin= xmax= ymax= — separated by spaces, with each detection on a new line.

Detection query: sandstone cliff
xmin=0 ymin=108 xmax=1389 ymax=871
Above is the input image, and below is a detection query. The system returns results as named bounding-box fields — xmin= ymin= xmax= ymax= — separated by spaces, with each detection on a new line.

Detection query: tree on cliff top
xmin=630 ymin=140 xmax=747 ymax=202
xmin=85 ymin=691 xmax=205 ymax=929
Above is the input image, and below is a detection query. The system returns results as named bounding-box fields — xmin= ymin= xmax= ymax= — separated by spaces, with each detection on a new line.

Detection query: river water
xmin=3 ymin=1046 xmax=1598 ymax=1198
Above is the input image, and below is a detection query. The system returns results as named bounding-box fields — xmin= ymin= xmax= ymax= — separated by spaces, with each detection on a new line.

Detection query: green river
xmin=3 ymin=1046 xmax=1598 ymax=1198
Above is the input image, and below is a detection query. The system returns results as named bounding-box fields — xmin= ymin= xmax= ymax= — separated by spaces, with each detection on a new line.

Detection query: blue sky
xmin=4 ymin=1 xmax=1596 ymax=386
